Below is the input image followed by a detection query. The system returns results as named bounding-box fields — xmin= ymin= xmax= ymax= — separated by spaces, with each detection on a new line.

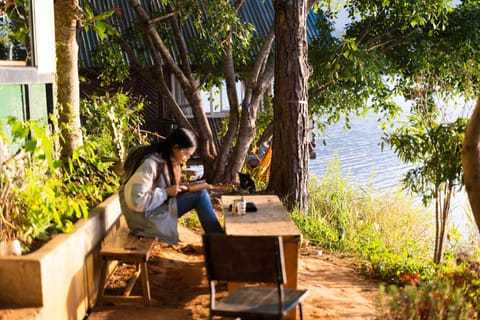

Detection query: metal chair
xmin=202 ymin=234 xmax=309 ymax=319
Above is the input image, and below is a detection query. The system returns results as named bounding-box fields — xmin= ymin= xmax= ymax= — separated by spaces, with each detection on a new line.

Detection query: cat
xmin=238 ymin=172 xmax=256 ymax=193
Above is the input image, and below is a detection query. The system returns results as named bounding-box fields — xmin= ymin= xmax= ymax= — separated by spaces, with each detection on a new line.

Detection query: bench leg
xmin=124 ymin=263 xmax=142 ymax=297
xmin=140 ymin=261 xmax=151 ymax=306
xmin=97 ymin=258 xmax=108 ymax=306
xmin=97 ymin=256 xmax=151 ymax=306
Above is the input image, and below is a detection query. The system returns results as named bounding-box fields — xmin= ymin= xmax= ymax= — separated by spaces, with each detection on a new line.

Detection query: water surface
xmin=309 ymin=113 xmax=476 ymax=240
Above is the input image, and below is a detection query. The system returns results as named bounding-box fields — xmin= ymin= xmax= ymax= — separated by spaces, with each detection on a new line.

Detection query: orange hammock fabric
xmin=245 ymin=145 xmax=272 ymax=182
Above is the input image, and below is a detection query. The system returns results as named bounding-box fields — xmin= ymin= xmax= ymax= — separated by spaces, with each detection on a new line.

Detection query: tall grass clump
xmin=291 ymin=157 xmax=436 ymax=283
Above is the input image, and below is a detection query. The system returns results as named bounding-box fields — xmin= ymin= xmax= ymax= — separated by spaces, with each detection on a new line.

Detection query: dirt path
xmin=298 ymin=250 xmax=380 ymax=319
xmin=88 ymin=225 xmax=380 ymax=320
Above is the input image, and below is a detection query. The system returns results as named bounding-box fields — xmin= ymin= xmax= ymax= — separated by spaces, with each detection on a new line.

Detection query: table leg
xmin=283 ymin=237 xmax=299 ymax=320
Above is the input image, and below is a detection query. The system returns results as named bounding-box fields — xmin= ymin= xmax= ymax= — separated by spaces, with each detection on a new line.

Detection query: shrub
xmin=80 ymin=90 xmax=147 ymax=166
xmin=379 ymin=280 xmax=474 ymax=320
xmin=0 ymin=91 xmax=146 ymax=253
xmin=0 ymin=117 xmax=120 ymax=251
xmin=379 ymin=253 xmax=480 ymax=320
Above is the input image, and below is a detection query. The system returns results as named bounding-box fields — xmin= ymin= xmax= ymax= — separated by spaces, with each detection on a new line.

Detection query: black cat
xmin=238 ymin=172 xmax=256 ymax=193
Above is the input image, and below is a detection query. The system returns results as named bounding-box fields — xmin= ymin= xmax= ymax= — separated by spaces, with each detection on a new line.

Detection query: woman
xmin=119 ymin=128 xmax=224 ymax=245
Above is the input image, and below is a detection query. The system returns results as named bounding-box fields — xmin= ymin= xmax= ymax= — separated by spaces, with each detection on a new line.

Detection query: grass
xmin=291 ymin=159 xmax=437 ymax=282
xmin=292 ymin=158 xmax=480 ymax=319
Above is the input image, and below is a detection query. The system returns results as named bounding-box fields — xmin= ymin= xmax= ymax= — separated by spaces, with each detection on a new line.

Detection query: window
xmin=171 ymin=76 xmax=245 ymax=117
xmin=0 ymin=0 xmax=30 ymax=66
xmin=200 ymin=81 xmax=243 ymax=115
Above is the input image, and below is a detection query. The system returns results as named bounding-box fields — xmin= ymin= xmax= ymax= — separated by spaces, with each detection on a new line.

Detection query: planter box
xmin=0 ymin=193 xmax=122 ymax=320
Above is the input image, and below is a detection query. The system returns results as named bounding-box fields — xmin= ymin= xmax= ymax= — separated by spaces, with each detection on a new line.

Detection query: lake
xmin=309 ymin=112 xmax=478 ymax=240
xmin=310 ymin=114 xmax=409 ymax=190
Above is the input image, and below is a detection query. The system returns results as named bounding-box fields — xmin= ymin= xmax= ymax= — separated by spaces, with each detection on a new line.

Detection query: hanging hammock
xmin=245 ymin=145 xmax=272 ymax=182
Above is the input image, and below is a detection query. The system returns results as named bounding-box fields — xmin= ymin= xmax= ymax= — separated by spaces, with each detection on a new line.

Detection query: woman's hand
xmin=166 ymin=185 xmax=188 ymax=197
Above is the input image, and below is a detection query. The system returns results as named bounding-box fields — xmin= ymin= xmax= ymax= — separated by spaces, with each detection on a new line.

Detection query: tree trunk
xmin=127 ymin=0 xmax=277 ymax=184
xmin=213 ymin=26 xmax=240 ymax=183
xmin=257 ymin=122 xmax=273 ymax=147
xmin=216 ymin=19 xmax=276 ymax=184
xmin=461 ymin=95 xmax=480 ymax=232
xmin=129 ymin=0 xmax=217 ymax=179
xmin=270 ymin=0 xmax=310 ymax=211
xmin=54 ymin=0 xmax=83 ymax=159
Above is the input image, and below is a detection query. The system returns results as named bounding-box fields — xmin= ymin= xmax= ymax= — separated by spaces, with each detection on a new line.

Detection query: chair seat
xmin=212 ymin=287 xmax=309 ymax=319
xmin=203 ymin=234 xmax=309 ymax=320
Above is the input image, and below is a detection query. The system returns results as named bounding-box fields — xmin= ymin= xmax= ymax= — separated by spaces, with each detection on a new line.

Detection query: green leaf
xmin=25 ymin=139 xmax=37 ymax=152
xmin=94 ymin=22 xmax=108 ymax=40
xmin=94 ymin=10 xmax=114 ymax=21
xmin=83 ymin=0 xmax=94 ymax=19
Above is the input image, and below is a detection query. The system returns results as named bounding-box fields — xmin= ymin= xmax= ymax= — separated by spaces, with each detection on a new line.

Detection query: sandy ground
xmin=87 ymin=224 xmax=380 ymax=320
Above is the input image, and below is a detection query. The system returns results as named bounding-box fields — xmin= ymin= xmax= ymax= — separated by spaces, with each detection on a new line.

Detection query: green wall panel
xmin=29 ymin=84 xmax=49 ymax=122
xmin=0 ymin=84 xmax=49 ymax=124
xmin=0 ymin=85 xmax=25 ymax=123
xmin=0 ymin=84 xmax=50 ymax=152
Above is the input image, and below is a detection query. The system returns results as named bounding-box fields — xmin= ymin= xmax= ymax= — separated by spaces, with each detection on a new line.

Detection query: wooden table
xmin=221 ymin=194 xmax=302 ymax=320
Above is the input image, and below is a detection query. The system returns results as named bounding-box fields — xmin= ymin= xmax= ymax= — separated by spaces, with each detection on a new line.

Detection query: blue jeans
xmin=176 ymin=189 xmax=224 ymax=234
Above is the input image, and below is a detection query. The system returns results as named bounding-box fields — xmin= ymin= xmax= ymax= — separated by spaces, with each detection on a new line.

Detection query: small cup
xmin=240 ymin=199 xmax=246 ymax=215
xmin=232 ymin=199 xmax=244 ymax=216
xmin=232 ymin=200 xmax=239 ymax=216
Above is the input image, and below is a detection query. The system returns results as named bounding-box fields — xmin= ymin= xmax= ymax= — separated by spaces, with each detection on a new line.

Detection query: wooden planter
xmin=0 ymin=193 xmax=122 ymax=320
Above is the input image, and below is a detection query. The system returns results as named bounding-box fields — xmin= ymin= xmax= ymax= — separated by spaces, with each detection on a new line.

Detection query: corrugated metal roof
xmin=239 ymin=0 xmax=275 ymax=38
xmin=78 ymin=0 xmax=322 ymax=139
xmin=78 ymin=0 xmax=321 ymax=68
xmin=79 ymin=0 xmax=154 ymax=68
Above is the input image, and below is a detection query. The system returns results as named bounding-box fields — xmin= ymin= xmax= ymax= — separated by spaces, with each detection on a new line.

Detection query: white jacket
xmin=119 ymin=153 xmax=179 ymax=244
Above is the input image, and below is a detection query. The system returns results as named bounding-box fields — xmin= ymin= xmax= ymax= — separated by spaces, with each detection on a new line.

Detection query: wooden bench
xmin=97 ymin=222 xmax=156 ymax=306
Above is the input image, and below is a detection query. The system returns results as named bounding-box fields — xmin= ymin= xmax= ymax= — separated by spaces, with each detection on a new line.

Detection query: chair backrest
xmin=202 ymin=234 xmax=286 ymax=284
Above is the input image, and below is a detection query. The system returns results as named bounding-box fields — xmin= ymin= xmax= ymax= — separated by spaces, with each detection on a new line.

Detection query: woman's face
xmin=172 ymin=145 xmax=195 ymax=164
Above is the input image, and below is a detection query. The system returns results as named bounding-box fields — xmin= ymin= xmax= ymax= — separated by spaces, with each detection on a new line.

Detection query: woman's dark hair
xmin=121 ymin=128 xmax=197 ymax=184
